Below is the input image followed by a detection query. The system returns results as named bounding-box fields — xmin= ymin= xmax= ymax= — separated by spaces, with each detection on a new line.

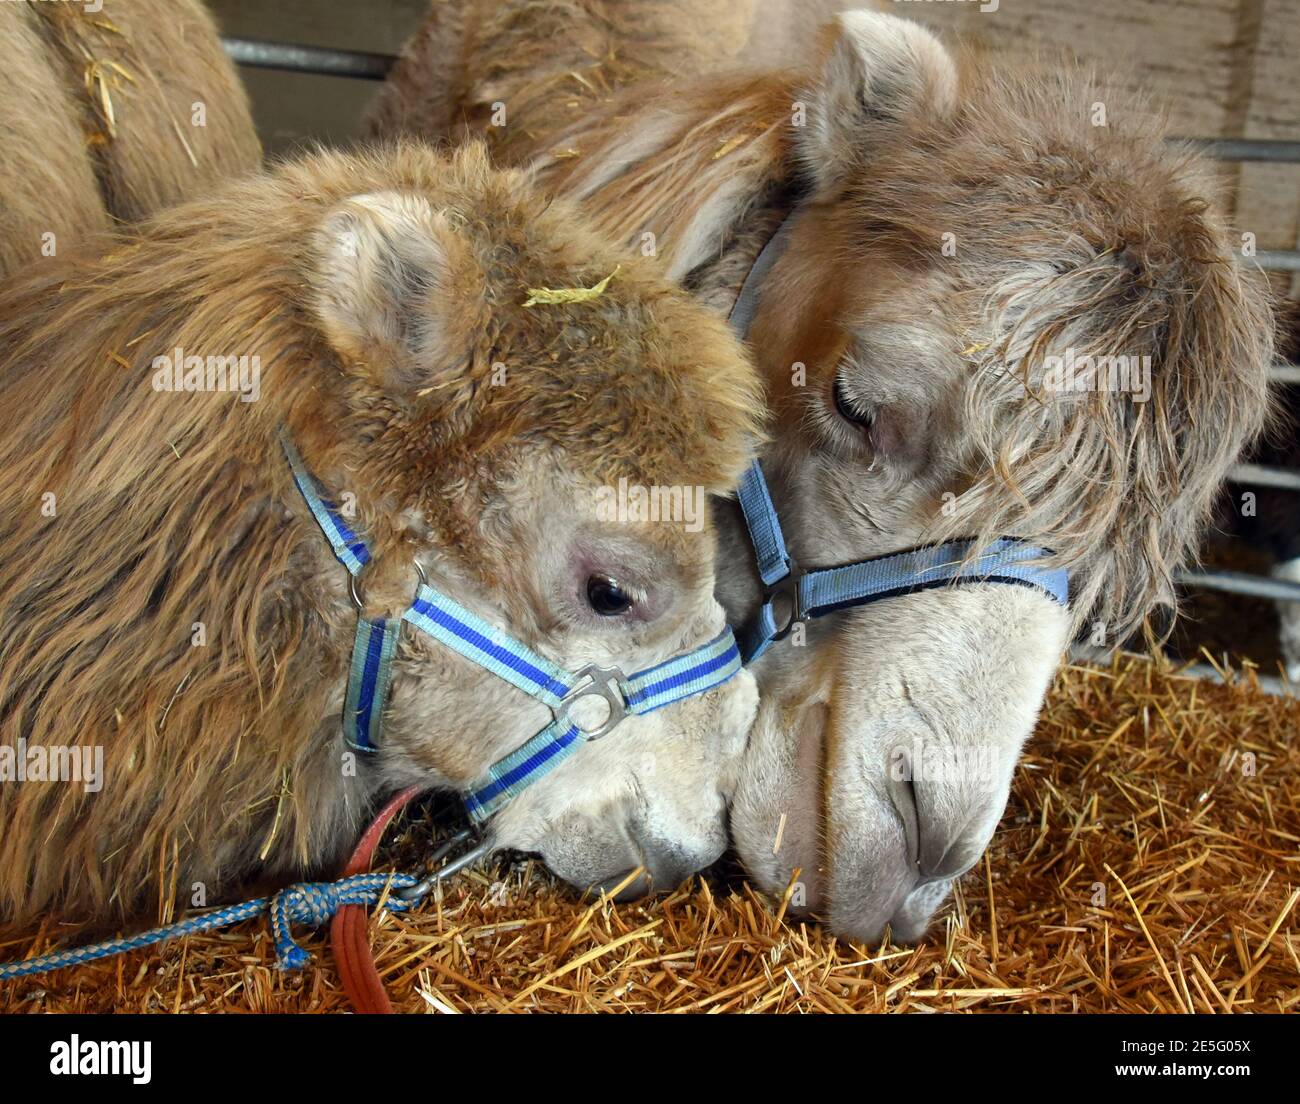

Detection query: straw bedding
xmin=1 ymin=654 xmax=1296 ymax=1014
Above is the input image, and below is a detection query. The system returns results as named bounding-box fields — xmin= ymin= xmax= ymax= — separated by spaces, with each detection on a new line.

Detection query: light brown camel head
xmin=723 ymin=13 xmax=1274 ymax=940
xmin=0 ymin=143 xmax=762 ymax=924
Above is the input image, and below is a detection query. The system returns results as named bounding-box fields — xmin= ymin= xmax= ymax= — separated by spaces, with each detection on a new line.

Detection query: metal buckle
xmin=350 ymin=557 xmax=427 ymax=611
xmin=765 ymin=560 xmax=804 ymax=642
xmin=551 ymin=664 xmax=628 ymax=740
xmin=392 ymin=826 xmax=494 ymax=903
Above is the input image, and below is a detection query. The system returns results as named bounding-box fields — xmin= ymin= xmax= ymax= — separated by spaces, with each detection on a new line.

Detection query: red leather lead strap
xmin=330 ymin=785 xmax=422 ymax=1014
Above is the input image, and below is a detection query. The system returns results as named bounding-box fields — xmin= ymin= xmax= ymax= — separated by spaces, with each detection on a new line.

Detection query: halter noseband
xmin=281 ymin=435 xmax=742 ymax=825
xmin=726 ymin=214 xmax=1069 ymax=663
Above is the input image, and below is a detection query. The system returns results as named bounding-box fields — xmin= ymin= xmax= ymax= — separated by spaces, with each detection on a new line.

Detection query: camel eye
xmin=833 ymin=374 xmax=874 ymax=430
xmin=586 ymin=574 xmax=634 ymax=616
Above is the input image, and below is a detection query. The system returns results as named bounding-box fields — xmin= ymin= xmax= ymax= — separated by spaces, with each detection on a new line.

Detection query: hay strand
xmin=522 ymin=266 xmax=619 ymax=306
xmin=2 ymin=655 xmax=1296 ymax=1013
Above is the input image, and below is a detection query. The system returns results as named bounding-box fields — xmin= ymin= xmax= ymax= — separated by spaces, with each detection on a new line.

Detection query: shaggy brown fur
xmin=0 ymin=0 xmax=260 ymax=277
xmin=368 ymin=0 xmax=758 ymax=149
xmin=0 ymin=142 xmax=761 ymax=926
xmin=0 ymin=2 xmax=109 ymax=276
xmin=371 ymin=12 xmax=1275 ymax=644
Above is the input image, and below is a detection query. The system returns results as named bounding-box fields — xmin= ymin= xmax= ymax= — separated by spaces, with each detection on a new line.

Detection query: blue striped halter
xmin=280 ymin=436 xmax=742 ymax=824
xmin=726 ymin=216 xmax=1069 ymax=663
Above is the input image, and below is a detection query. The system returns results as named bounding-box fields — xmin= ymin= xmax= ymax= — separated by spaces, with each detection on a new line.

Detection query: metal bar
xmin=1255 ymin=250 xmax=1300 ymax=272
xmin=1272 ymin=364 xmax=1300 ymax=385
xmin=1228 ymin=463 xmax=1300 ymax=491
xmin=1069 ymin=646 xmax=1295 ymax=698
xmin=221 ymin=37 xmax=396 ymax=80
xmin=1176 ymin=569 xmax=1300 ymax=603
xmin=1176 ymin=138 xmax=1300 ymax=163
xmin=208 ymin=42 xmax=1300 ymax=178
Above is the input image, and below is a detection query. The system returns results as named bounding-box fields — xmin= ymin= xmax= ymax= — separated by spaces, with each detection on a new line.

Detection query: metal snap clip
xmin=392 ymin=826 xmax=493 ymax=903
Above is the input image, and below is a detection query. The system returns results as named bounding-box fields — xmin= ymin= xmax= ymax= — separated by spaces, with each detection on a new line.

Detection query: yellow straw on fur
xmin=523 ymin=265 xmax=619 ymax=306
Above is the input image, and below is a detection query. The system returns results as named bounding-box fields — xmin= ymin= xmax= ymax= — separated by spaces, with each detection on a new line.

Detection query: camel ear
xmin=797 ymin=11 xmax=956 ymax=193
xmin=310 ymin=191 xmax=478 ymax=390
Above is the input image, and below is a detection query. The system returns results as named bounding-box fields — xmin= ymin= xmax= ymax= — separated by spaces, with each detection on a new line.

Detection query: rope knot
xmin=267 ymin=873 xmax=416 ymax=971
xmin=0 ymin=869 xmax=419 ymax=981
xmin=269 ymin=881 xmax=345 ymax=970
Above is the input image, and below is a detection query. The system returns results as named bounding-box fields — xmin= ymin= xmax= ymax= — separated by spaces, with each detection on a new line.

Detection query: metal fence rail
xmin=222 ymin=38 xmax=395 ymax=80
xmin=1258 ymin=250 xmax=1300 ymax=272
xmin=1178 ymin=138 xmax=1300 ymax=163
xmin=1176 ymin=570 xmax=1300 ymax=604
xmin=1228 ymin=462 xmax=1300 ymax=492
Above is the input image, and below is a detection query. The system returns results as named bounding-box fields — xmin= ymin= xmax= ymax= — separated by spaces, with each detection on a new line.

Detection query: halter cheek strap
xmin=736 ymin=460 xmax=1069 ymax=661
xmin=344 ymin=618 xmax=402 ymax=752
xmin=282 ymin=436 xmax=396 ymax=753
xmin=726 ymin=216 xmax=1070 ymax=664
xmin=280 ymin=434 xmax=742 ymax=820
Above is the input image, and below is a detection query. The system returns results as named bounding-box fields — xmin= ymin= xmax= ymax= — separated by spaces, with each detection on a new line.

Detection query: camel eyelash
xmin=798 ymin=381 xmax=871 ymax=458
xmin=832 ymin=374 xmax=875 ymax=428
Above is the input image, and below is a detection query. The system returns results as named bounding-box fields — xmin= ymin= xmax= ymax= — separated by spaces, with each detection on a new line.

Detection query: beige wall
xmin=848 ymin=0 xmax=1299 ymax=292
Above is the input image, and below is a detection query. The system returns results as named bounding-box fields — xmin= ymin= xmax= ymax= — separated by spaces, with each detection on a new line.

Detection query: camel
xmin=369 ymin=6 xmax=1275 ymax=941
xmin=0 ymin=142 xmax=763 ymax=926
xmin=0 ymin=0 xmax=260 ymax=278
xmin=368 ymin=0 xmax=762 ymax=147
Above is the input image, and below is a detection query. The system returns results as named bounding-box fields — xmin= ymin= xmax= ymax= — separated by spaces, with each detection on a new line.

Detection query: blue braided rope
xmin=0 ymin=871 xmax=418 ymax=981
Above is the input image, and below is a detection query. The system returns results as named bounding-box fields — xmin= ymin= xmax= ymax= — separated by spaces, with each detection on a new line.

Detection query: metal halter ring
xmin=350 ymin=557 xmax=427 ymax=611
xmin=551 ymin=664 xmax=628 ymax=740
xmin=765 ymin=561 xmax=805 ymax=642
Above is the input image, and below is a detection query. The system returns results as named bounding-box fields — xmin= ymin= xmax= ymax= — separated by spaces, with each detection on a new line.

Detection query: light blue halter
xmin=281 ymin=435 xmax=742 ymax=824
xmin=727 ymin=217 xmax=1069 ymax=663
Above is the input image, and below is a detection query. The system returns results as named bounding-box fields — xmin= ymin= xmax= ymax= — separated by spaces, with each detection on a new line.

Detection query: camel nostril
xmin=918 ymin=842 xmax=980 ymax=882
xmin=916 ymin=810 xmax=985 ymax=882
xmin=886 ymin=771 xmax=921 ymax=872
